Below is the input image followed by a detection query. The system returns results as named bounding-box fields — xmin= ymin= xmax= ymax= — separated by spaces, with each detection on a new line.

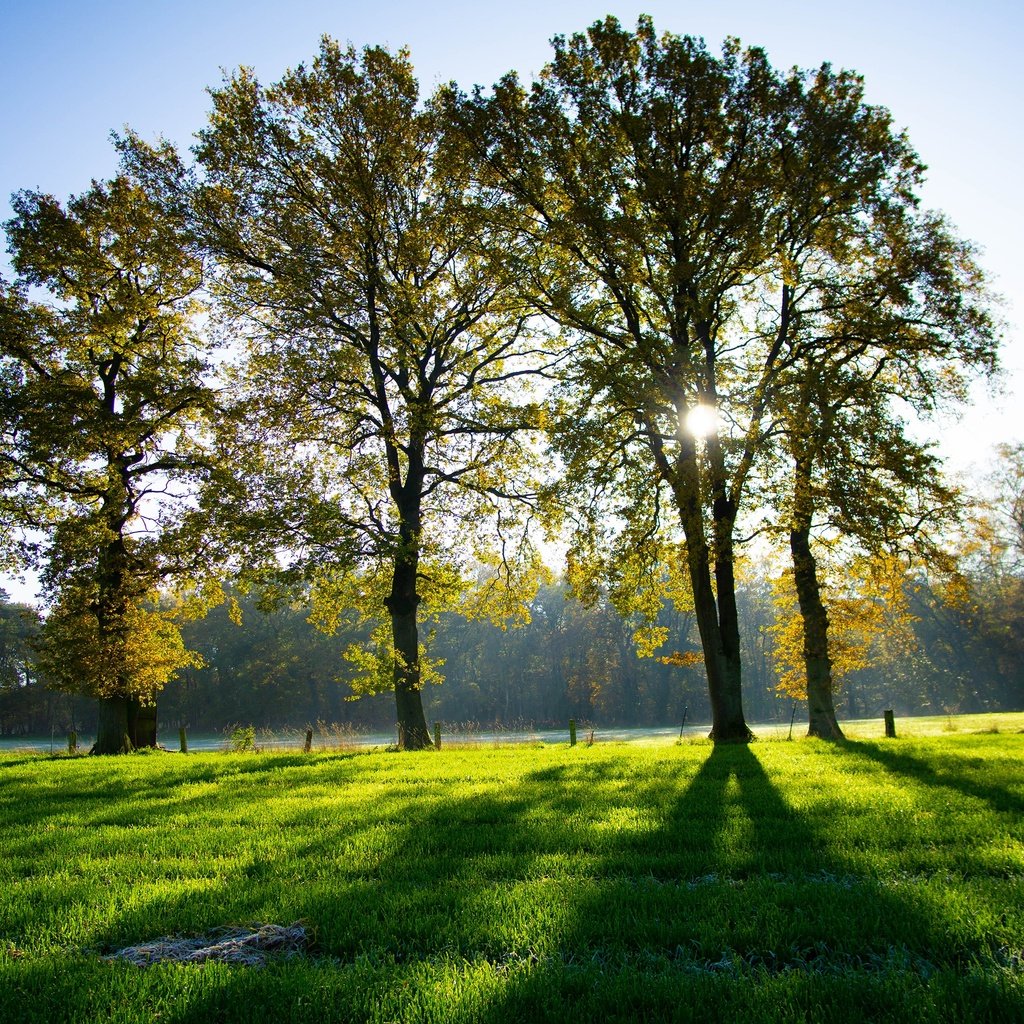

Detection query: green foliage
xmin=0 ymin=169 xmax=217 ymax=712
xmin=228 ymin=725 xmax=256 ymax=752
xmin=178 ymin=38 xmax=552 ymax=596
xmin=2 ymin=733 xmax=1023 ymax=1021
xmin=33 ymin=596 xmax=200 ymax=705
xmin=120 ymin=39 xmax=557 ymax=744
xmin=0 ymin=19 xmax=1005 ymax=745
xmin=448 ymin=16 xmax=999 ymax=741
xmin=0 ymin=592 xmax=39 ymax=691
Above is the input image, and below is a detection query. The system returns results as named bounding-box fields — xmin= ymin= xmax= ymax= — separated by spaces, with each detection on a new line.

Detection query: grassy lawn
xmin=1 ymin=721 xmax=1022 ymax=1022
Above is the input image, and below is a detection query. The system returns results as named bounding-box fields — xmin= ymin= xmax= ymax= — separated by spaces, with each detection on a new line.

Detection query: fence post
xmin=569 ymin=719 xmax=577 ymax=747
xmin=179 ymin=726 xmax=188 ymax=753
xmin=434 ymin=722 xmax=441 ymax=750
xmin=303 ymin=728 xmax=313 ymax=754
xmin=884 ymin=709 xmax=897 ymax=738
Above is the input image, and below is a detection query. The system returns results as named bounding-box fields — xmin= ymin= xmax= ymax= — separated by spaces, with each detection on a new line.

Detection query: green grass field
xmin=2 ymin=719 xmax=1023 ymax=1022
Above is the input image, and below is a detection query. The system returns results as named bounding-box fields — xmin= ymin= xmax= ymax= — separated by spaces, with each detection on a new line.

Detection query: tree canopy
xmin=0 ymin=20 xmax=1005 ymax=750
xmin=446 ymin=15 xmax=999 ymax=741
xmin=125 ymin=40 xmax=556 ymax=748
xmin=0 ymin=173 xmax=215 ymax=752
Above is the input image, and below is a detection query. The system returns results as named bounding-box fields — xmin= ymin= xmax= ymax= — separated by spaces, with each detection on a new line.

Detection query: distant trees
xmin=161 ymin=581 xmax=715 ymax=733
xmin=0 ymin=174 xmax=215 ymax=753
xmin=0 ymin=590 xmax=41 ymax=735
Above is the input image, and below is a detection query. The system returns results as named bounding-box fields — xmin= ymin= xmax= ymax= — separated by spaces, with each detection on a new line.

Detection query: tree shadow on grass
xmin=836 ymin=738 xmax=1024 ymax=817
xmin=5 ymin=746 xmax=1022 ymax=1023
xmin=439 ymin=745 xmax=1020 ymax=1022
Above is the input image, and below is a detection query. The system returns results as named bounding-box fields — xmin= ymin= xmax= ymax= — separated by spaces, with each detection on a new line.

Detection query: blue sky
xmin=1 ymin=0 xmax=1022 ymax=599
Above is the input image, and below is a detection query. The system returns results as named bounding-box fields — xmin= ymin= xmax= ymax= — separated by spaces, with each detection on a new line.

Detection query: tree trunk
xmin=790 ymin=518 xmax=844 ymax=741
xmin=675 ymin=482 xmax=752 ymax=744
xmin=386 ymin=543 xmax=432 ymax=751
xmin=92 ymin=695 xmax=133 ymax=755
xmin=127 ymin=698 xmax=158 ymax=749
xmin=710 ymin=498 xmax=752 ymax=743
xmin=93 ymin=511 xmax=147 ymax=754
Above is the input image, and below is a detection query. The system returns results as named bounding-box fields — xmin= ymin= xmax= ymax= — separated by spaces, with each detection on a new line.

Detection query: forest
xmin=1 ymin=17 xmax=1020 ymax=751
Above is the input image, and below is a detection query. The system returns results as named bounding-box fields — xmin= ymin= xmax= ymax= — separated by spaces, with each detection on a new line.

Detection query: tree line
xmin=0 ymin=17 xmax=1005 ymax=752
xmin=3 ymin=511 xmax=1022 ymax=738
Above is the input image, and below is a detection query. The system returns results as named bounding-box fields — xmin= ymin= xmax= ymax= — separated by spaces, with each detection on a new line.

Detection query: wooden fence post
xmin=884 ymin=709 xmax=897 ymax=738
xmin=303 ymin=728 xmax=313 ymax=753
xmin=434 ymin=723 xmax=441 ymax=750
xmin=569 ymin=719 xmax=577 ymax=747
xmin=179 ymin=726 xmax=188 ymax=753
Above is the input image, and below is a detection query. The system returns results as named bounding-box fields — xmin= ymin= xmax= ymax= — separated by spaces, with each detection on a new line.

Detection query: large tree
xmin=764 ymin=134 xmax=997 ymax=737
xmin=130 ymin=41 xmax=552 ymax=749
xmin=0 ymin=174 xmax=214 ymax=753
xmin=450 ymin=17 xmax=965 ymax=741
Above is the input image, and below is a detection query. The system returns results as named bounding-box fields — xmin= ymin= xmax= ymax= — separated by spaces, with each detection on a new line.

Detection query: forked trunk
xmin=677 ymin=488 xmax=752 ymax=744
xmin=790 ymin=522 xmax=844 ymax=741
xmin=694 ymin=567 xmax=752 ymax=742
xmin=710 ymin=505 xmax=751 ymax=743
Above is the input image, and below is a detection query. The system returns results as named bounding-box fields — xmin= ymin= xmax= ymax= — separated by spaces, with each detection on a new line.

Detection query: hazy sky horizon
xmin=2 ymin=0 xmax=1022 ymax=604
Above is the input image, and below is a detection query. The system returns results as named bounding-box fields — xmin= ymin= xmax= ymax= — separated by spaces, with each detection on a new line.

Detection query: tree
xmin=763 ymin=120 xmax=997 ymax=737
xmin=451 ymin=17 xmax=969 ymax=740
xmin=0 ymin=589 xmax=42 ymax=735
xmin=129 ymin=41 xmax=552 ymax=749
xmin=985 ymin=443 xmax=1024 ymax=568
xmin=0 ymin=173 xmax=214 ymax=753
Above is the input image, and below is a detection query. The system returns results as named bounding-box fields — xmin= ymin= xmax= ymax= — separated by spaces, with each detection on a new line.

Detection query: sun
xmin=684 ymin=403 xmax=718 ymax=438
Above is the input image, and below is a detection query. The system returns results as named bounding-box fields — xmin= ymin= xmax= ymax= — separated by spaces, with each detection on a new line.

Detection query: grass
xmin=1 ymin=717 xmax=1023 ymax=1022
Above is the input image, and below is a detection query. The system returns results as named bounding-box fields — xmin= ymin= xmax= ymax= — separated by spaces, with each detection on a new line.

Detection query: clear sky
xmin=2 ymin=0 xmax=1022 ymax=598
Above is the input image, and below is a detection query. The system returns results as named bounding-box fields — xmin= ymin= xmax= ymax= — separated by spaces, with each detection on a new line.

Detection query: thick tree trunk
xmin=710 ymin=500 xmax=751 ymax=743
xmin=127 ymin=698 xmax=158 ymax=749
xmin=93 ymin=510 xmax=148 ymax=753
xmin=672 ymin=460 xmax=752 ymax=744
xmin=92 ymin=695 xmax=133 ymax=755
xmin=691 ymin=550 xmax=751 ymax=742
xmin=790 ymin=515 xmax=844 ymax=741
xmin=386 ymin=544 xmax=432 ymax=751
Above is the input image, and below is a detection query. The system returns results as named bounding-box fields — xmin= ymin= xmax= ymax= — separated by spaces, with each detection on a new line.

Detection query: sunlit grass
xmin=2 ymin=721 xmax=1023 ymax=1022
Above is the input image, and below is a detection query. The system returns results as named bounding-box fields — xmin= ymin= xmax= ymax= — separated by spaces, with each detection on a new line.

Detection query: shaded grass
xmin=1 ymin=733 xmax=1023 ymax=1022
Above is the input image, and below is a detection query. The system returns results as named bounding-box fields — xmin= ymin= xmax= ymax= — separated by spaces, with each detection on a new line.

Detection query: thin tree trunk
xmin=789 ymin=465 xmax=844 ymax=740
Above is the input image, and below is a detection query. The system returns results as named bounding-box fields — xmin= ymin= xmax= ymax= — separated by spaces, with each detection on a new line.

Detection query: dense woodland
xmin=1 ymin=17 xmax=1020 ymax=750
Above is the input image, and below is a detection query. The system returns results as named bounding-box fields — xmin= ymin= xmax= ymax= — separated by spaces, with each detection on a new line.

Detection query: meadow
xmin=1 ymin=720 xmax=1023 ymax=1022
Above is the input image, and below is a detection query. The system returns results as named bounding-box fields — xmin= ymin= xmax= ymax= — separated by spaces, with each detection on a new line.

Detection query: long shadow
xmin=447 ymin=744 xmax=1018 ymax=1022
xmin=838 ymin=738 xmax=1024 ymax=816
xmin=6 ymin=745 xmax=1022 ymax=1023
